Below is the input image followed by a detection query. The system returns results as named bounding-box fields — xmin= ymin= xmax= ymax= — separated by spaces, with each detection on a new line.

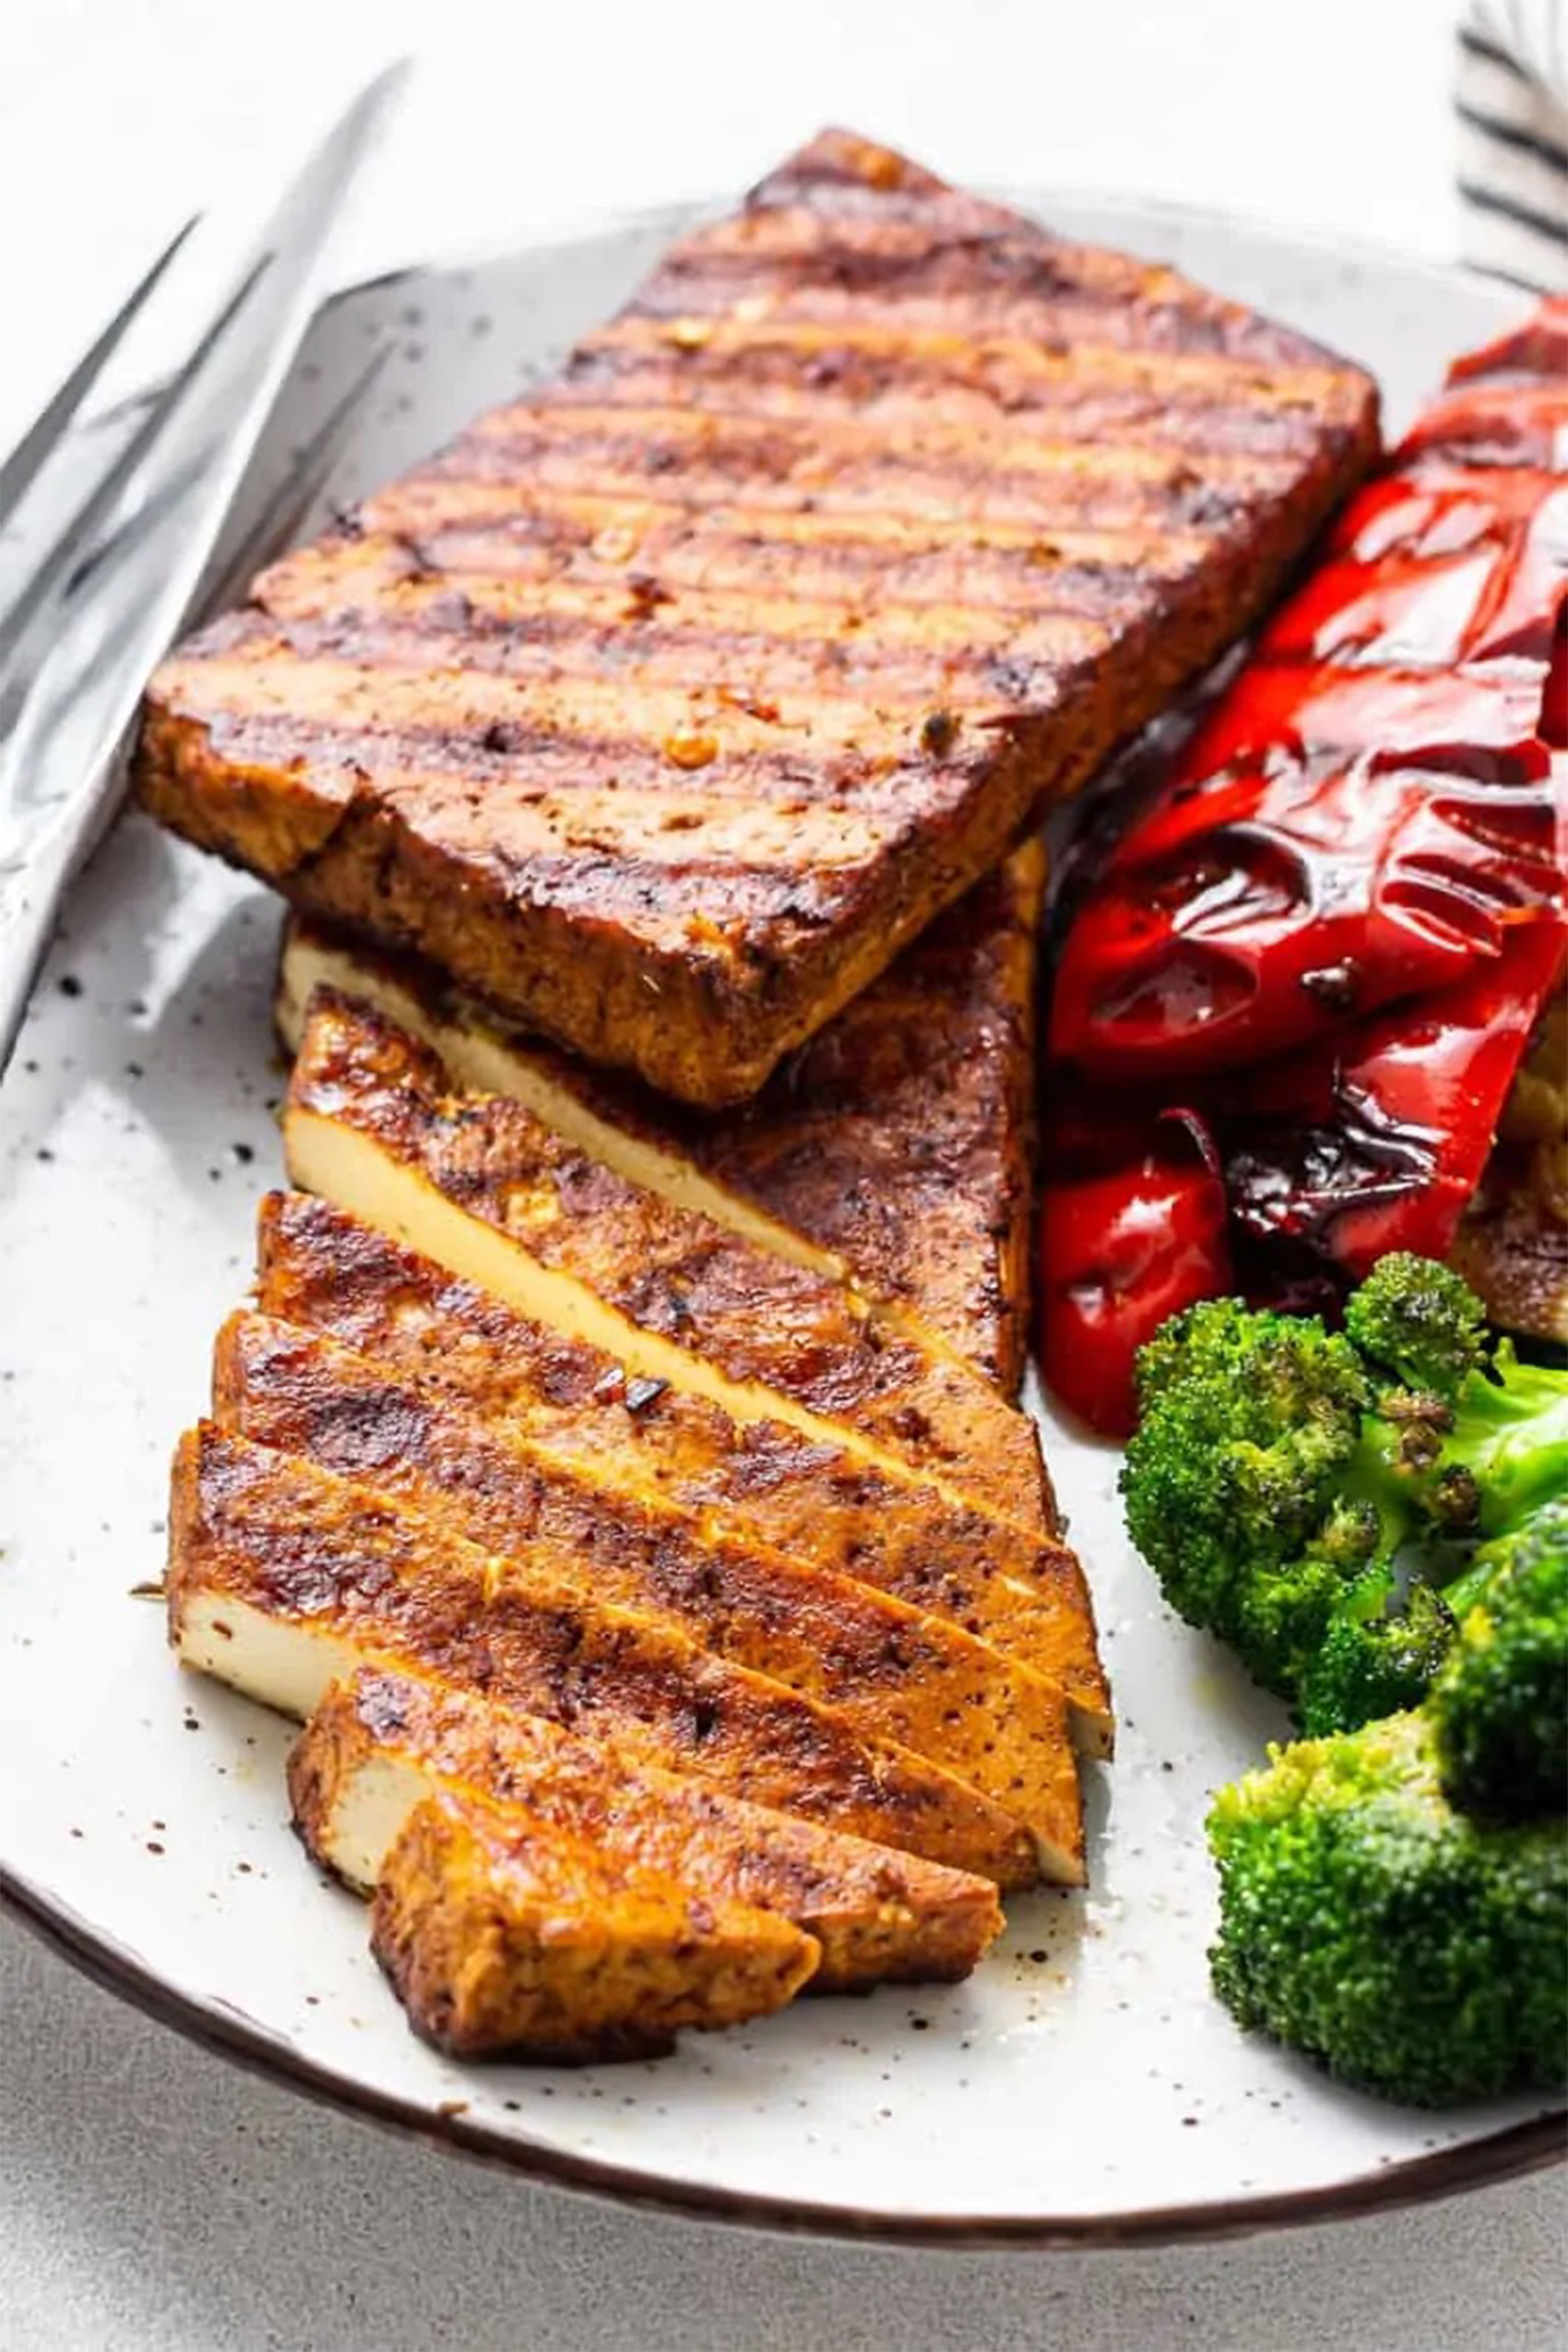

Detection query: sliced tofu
xmin=255 ymin=1190 xmax=1111 ymax=1752
xmin=216 ymin=1310 xmax=1080 ymax=1833
xmin=291 ymin=1666 xmax=1003 ymax=1990
xmin=276 ymin=837 xmax=1046 ymax=1396
xmin=282 ymin=987 xmax=1050 ymax=1540
xmin=168 ymin=1423 xmax=1067 ymax=1884
xmin=371 ymin=1789 xmax=819 ymax=2061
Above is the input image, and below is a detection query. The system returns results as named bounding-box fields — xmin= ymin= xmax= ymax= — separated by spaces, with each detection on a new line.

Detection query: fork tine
xmin=0 ymin=65 xmax=411 ymax=671
xmin=193 ymin=341 xmax=392 ymax=616
xmin=0 ymin=255 xmax=268 ymax=668
xmin=0 ymin=65 xmax=409 ymax=1085
xmin=18 ymin=339 xmax=392 ymax=755
xmin=0 ymin=215 xmax=198 ymax=532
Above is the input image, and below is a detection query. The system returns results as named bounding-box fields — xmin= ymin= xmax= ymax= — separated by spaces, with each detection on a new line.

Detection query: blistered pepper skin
xmin=1040 ymin=299 xmax=1568 ymax=1434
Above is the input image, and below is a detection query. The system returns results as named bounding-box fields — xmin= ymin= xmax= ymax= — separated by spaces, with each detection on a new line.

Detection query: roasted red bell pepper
xmin=1221 ymin=912 xmax=1568 ymax=1277
xmin=1036 ymin=1110 xmax=1232 ymax=1439
xmin=1039 ymin=299 xmax=1568 ymax=1435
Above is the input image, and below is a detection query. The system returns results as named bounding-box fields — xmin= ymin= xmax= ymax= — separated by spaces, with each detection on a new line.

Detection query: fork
xmin=0 ymin=61 xmax=410 ymax=1081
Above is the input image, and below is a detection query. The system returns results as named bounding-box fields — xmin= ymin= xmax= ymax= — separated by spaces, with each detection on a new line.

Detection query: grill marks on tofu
xmin=136 ymin=126 xmax=1378 ymax=1105
xmin=169 ymin=1424 xmax=1062 ymax=1884
xmin=282 ymin=989 xmax=1051 ymax=1539
xmin=214 ymin=1309 xmax=1080 ymax=1833
xmin=277 ymin=840 xmax=1046 ymax=1396
xmin=291 ymin=1666 xmax=1004 ymax=1990
xmin=371 ymin=1789 xmax=820 ymax=2061
xmin=253 ymin=1192 xmax=1111 ymax=1747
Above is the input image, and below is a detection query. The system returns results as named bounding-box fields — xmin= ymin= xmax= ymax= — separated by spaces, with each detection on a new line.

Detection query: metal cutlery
xmin=0 ymin=60 xmax=409 ymax=1078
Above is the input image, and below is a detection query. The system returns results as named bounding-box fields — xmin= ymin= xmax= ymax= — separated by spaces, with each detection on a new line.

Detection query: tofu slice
xmin=255 ymin=1190 xmax=1112 ymax=1752
xmin=215 ymin=1311 xmax=1080 ymax=1834
xmin=275 ymin=837 xmax=1046 ymax=1396
xmin=371 ymin=1789 xmax=819 ymax=2061
xmin=168 ymin=1423 xmax=1066 ymax=1884
xmin=282 ymin=987 xmax=1050 ymax=1540
xmin=291 ymin=1666 xmax=1003 ymax=1990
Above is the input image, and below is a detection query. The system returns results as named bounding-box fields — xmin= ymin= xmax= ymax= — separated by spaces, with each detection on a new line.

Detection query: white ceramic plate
xmin=1 ymin=194 xmax=1562 ymax=2246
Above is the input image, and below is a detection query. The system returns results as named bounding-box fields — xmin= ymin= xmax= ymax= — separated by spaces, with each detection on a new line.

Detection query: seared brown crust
xmin=216 ymin=1309 xmax=1080 ymax=1833
xmin=255 ymin=1191 xmax=1111 ymax=1746
xmin=284 ymin=989 xmax=1051 ymax=1537
xmin=371 ymin=1789 xmax=818 ymax=2061
xmin=291 ymin=1666 xmax=1004 ymax=1990
xmin=1452 ymin=988 xmax=1568 ymax=1345
xmin=168 ymin=1422 xmax=1061 ymax=1883
xmin=693 ymin=838 xmax=1047 ymax=1394
xmin=137 ymin=127 xmax=1378 ymax=1106
xmin=279 ymin=840 xmax=1046 ymax=1395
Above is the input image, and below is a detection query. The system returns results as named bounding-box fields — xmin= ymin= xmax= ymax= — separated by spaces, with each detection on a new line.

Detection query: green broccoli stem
xmin=1443 ymin=1552 xmax=1503 ymax=1625
xmin=1343 ymin=1413 xmax=1439 ymax=1562
xmin=1445 ymin=1353 xmax=1568 ymax=1541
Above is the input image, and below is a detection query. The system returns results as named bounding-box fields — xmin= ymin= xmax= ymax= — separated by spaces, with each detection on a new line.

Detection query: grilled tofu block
xmin=169 ymin=1423 xmax=1067 ymax=1883
xmin=255 ymin=1190 xmax=1111 ymax=1748
xmin=216 ymin=1310 xmax=1080 ymax=1831
xmin=372 ymin=1789 xmax=818 ymax=2061
xmin=137 ymin=128 xmax=1378 ymax=1107
xmin=291 ymin=1666 xmax=1003 ymax=1989
xmin=283 ymin=988 xmax=1050 ymax=1538
xmin=277 ymin=839 xmax=1047 ymax=1393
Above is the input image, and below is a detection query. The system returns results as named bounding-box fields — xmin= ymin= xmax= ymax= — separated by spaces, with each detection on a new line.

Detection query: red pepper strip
xmin=1036 ymin=1112 xmax=1232 ymax=1439
xmin=1038 ymin=300 xmax=1568 ymax=1435
xmin=1268 ymin=481 xmax=1568 ymax=667
xmin=1397 ymin=382 xmax=1568 ymax=472
xmin=1223 ymin=913 xmax=1568 ymax=1275
xmin=1443 ymin=298 xmax=1568 ymax=386
xmin=1155 ymin=659 xmax=1552 ymax=777
xmin=1049 ymin=670 xmax=1562 ymax=1081
xmin=1037 ymin=919 xmax=1565 ymax=1434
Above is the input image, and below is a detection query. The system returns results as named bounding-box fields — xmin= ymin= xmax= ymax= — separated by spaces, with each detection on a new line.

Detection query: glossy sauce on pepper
xmin=1039 ymin=299 xmax=1568 ymax=1435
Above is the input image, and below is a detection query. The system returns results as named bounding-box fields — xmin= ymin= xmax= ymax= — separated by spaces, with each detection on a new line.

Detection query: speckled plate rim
xmin=6 ymin=1865 xmax=1563 ymax=2249
xmin=6 ymin=190 xmax=1565 ymax=2249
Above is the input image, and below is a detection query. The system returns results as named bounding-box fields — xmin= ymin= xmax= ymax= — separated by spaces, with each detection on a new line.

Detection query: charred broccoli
xmin=1296 ymin=1574 xmax=1455 ymax=1740
xmin=1207 ymin=1710 xmax=1567 ymax=2106
xmin=1122 ymin=1254 xmax=1568 ymax=1727
xmin=1430 ymin=1502 xmax=1568 ymax=1822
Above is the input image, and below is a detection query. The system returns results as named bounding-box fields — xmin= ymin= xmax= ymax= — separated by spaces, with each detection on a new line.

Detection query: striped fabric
xmin=1458 ymin=2 xmax=1568 ymax=288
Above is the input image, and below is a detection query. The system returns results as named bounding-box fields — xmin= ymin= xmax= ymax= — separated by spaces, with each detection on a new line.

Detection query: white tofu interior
xmin=176 ymin=1589 xmax=357 ymax=1720
xmin=279 ymin=930 xmax=837 ymax=1281
xmin=314 ymin=1748 xmax=434 ymax=1892
xmin=283 ymin=1103 xmax=960 ymax=1510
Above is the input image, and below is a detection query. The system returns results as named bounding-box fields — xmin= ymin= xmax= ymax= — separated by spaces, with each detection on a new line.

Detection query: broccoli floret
xmin=1347 ymin=1258 xmax=1567 ymax=1538
xmin=1343 ymin=1253 xmax=1491 ymax=1400
xmin=1431 ymin=1502 xmax=1568 ymax=1821
xmin=1123 ymin=1259 xmax=1568 ymax=1716
xmin=1123 ymin=1296 xmax=1419 ymax=1697
xmin=1207 ymin=1711 xmax=1567 ymax=2106
xmin=1297 ymin=1572 xmax=1455 ymax=1738
xmin=1422 ymin=1339 xmax=1568 ymax=1539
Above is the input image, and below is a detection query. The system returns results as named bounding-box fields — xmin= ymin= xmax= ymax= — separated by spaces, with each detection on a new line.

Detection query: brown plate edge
xmin=6 ymin=1860 xmax=1563 ymax=2251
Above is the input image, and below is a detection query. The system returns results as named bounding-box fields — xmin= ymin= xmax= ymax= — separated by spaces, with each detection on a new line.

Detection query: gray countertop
xmin=5 ymin=1918 xmax=1565 ymax=2350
